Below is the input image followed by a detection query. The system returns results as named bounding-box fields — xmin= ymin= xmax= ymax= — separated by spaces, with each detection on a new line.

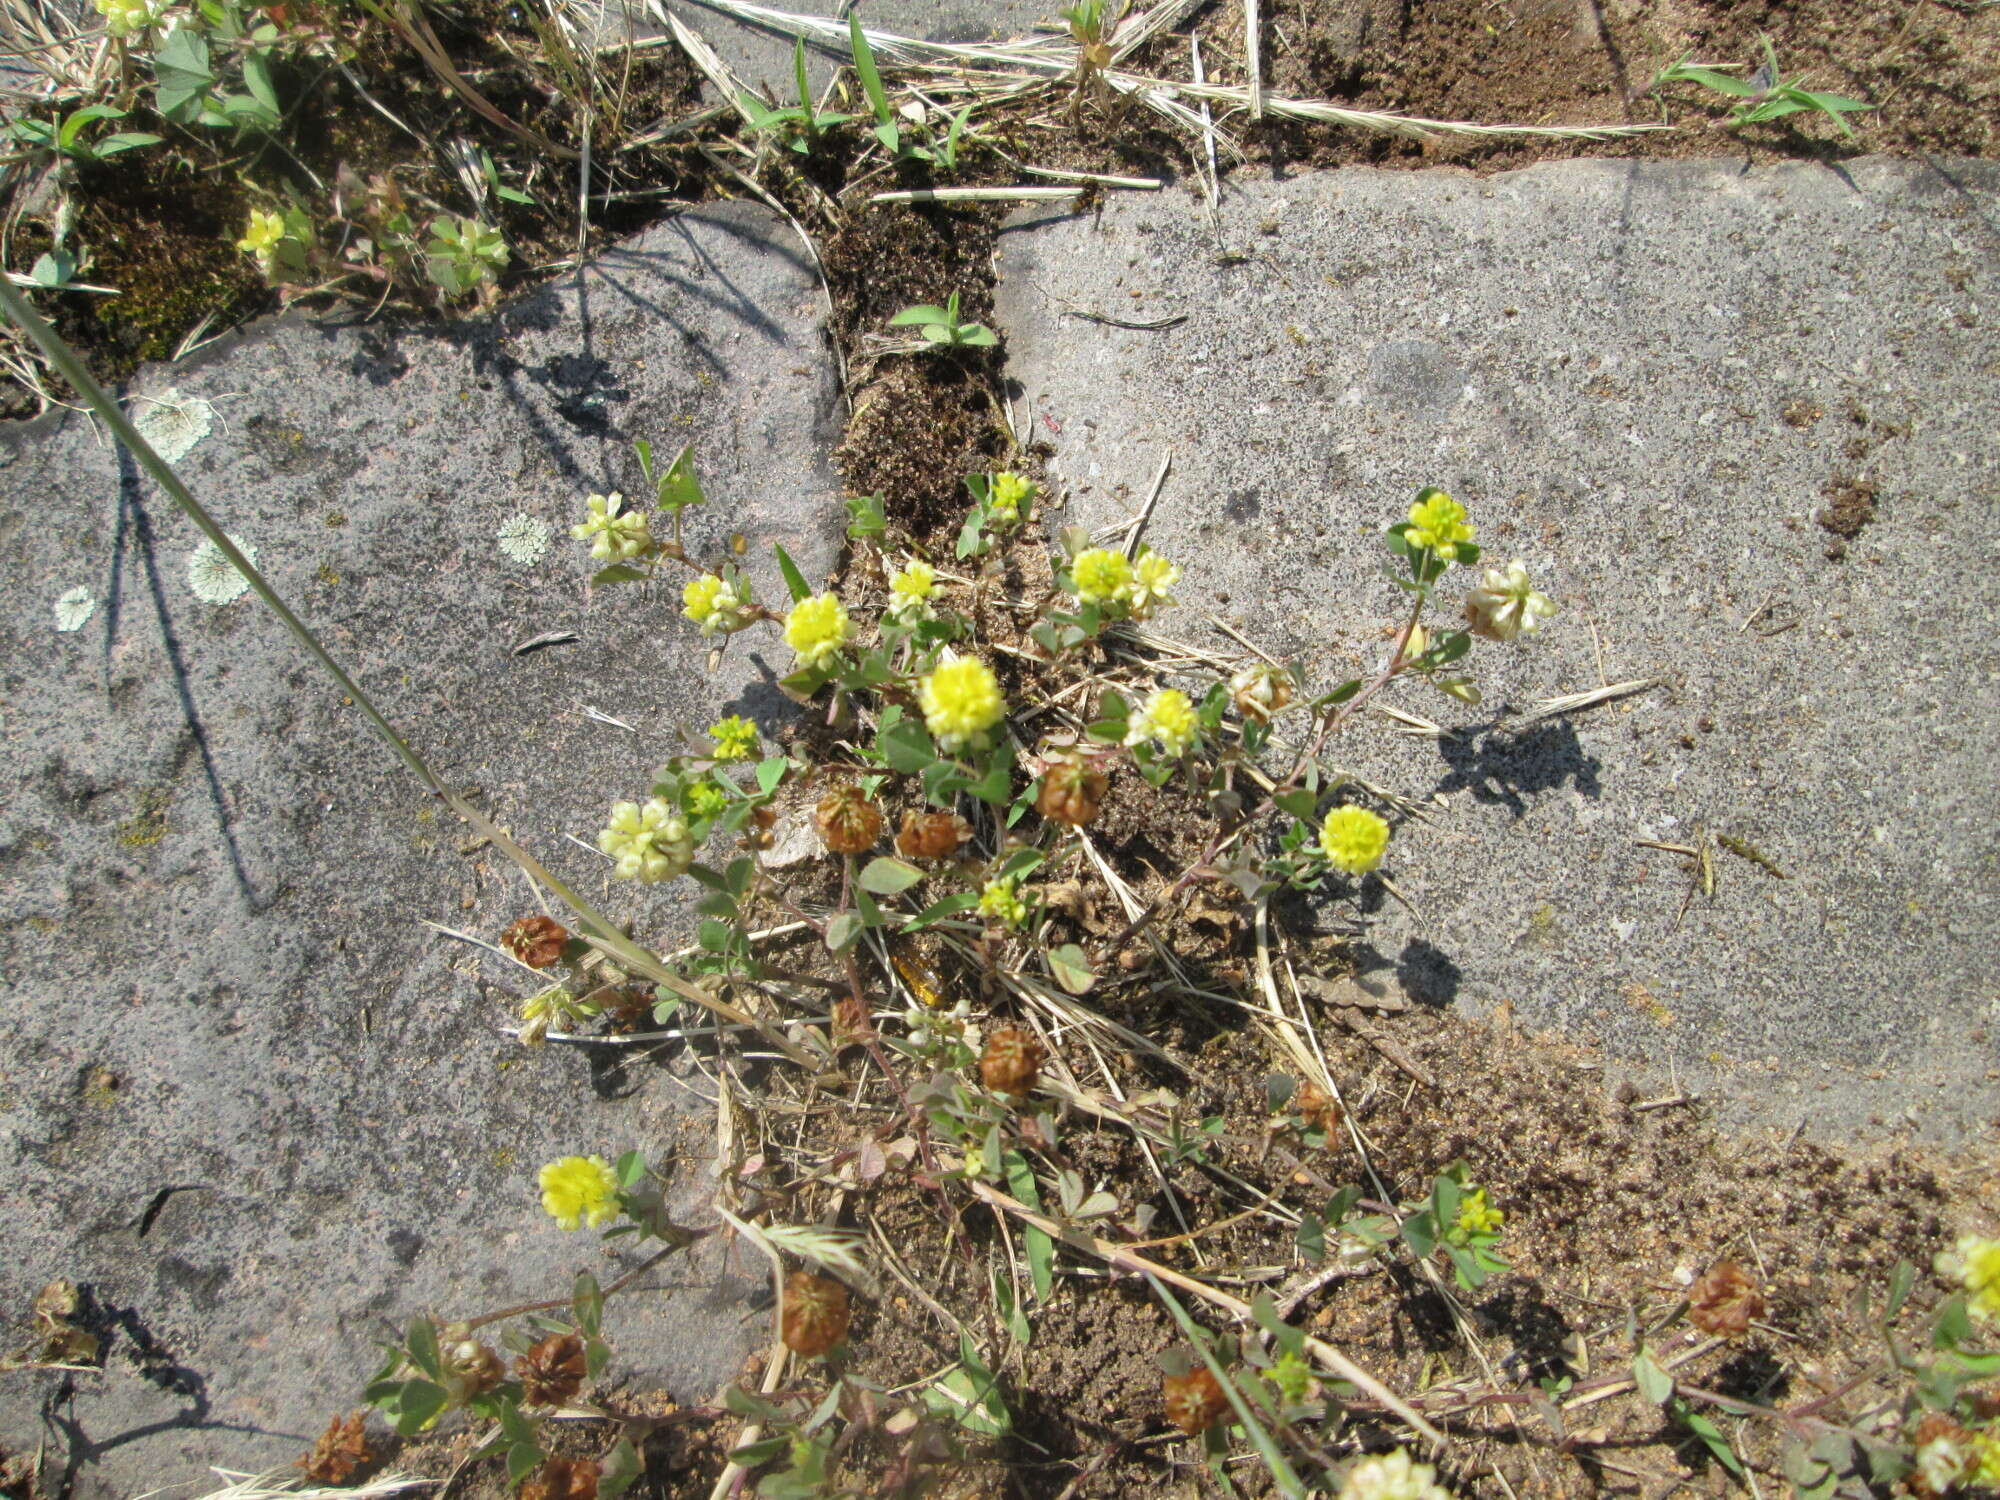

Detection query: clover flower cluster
xmin=95 ymin=0 xmax=168 ymax=36
xmin=886 ymin=558 xmax=937 ymax=619
xmin=1338 ymin=1449 xmax=1454 ymax=1500
xmin=986 ymin=471 xmax=1035 ymax=527
xmin=538 ymin=1155 xmax=620 ymax=1232
xmin=708 ymin=715 xmax=760 ymax=761
xmin=1068 ymin=545 xmax=1180 ymax=620
xmin=784 ymin=592 xmax=851 ymax=669
xmin=1938 ymin=1232 xmax=2000 ymax=1325
xmin=1319 ymin=806 xmax=1391 ymax=876
xmin=921 ymin=652 xmax=1006 ymax=751
xmin=598 ymin=798 xmax=693 ymax=884
xmin=683 ymin=568 xmax=758 ymax=636
xmin=1126 ymin=687 xmax=1198 ymax=758
xmin=572 ymin=492 xmax=652 ymax=561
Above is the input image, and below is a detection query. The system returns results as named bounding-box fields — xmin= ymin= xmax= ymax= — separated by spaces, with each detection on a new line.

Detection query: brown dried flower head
xmin=1162 ymin=1367 xmax=1229 ymax=1435
xmin=1295 ymin=1081 xmax=1342 ymax=1134
xmin=832 ymin=994 xmax=875 ymax=1049
xmin=979 ymin=1026 xmax=1046 ymax=1098
xmin=514 ymin=1331 xmax=588 ymax=1407
xmin=1909 ymin=1413 xmax=1975 ymax=1500
xmin=1687 ymin=1260 xmax=1765 ymax=1338
xmin=895 ymin=809 xmax=972 ymax=860
xmin=1036 ymin=758 xmax=1109 ymax=827
xmin=814 ymin=785 xmax=884 ymax=855
xmin=442 ymin=1338 xmax=504 ymax=1402
xmin=503 ymin=915 xmax=570 ymax=969
xmin=521 ymin=1456 xmax=601 ymax=1500
xmin=781 ymin=1271 xmax=851 ymax=1358
xmin=300 ymin=1411 xmax=375 ymax=1485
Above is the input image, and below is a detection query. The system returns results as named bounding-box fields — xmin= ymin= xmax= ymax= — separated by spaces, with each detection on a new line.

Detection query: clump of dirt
xmin=1818 ymin=471 xmax=1879 ymax=546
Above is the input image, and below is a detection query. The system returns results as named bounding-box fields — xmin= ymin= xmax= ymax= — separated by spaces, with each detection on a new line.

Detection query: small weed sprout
xmin=1653 ymin=36 xmax=1872 ymax=136
xmin=2 ymin=104 xmax=162 ymax=163
xmin=424 ymin=216 xmax=509 ymax=303
xmin=888 ymin=290 xmax=998 ymax=349
xmin=738 ymin=38 xmax=853 ymax=156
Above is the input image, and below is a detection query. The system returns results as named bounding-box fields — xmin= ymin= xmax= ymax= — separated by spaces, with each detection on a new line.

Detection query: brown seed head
xmin=815 ymin=785 xmax=884 ymax=855
xmin=832 ymin=995 xmax=874 ymax=1049
xmin=442 ymin=1338 xmax=504 ymax=1402
xmin=1687 ymin=1260 xmax=1765 ymax=1338
xmin=896 ymin=809 xmax=972 ymax=860
xmin=299 ymin=1411 xmax=375 ymax=1485
xmin=514 ymin=1331 xmax=588 ymax=1407
xmin=503 ymin=915 xmax=570 ymax=969
xmin=1966 ymin=1384 xmax=2000 ymax=1422
xmin=1162 ymin=1367 xmax=1229 ymax=1435
xmin=520 ymin=1456 xmax=602 ymax=1500
xmin=979 ymin=1026 xmax=1046 ymax=1098
xmin=1295 ymin=1081 xmax=1341 ymax=1134
xmin=781 ymin=1271 xmax=851 ymax=1358
xmin=1036 ymin=759 xmax=1109 ymax=827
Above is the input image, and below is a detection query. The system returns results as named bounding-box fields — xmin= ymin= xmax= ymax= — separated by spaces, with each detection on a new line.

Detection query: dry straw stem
xmin=871 ymin=185 xmax=1083 ymax=204
xmin=184 ymin=1473 xmax=434 ymax=1500
xmin=1529 ymin=678 xmax=1658 ymax=719
xmin=966 ymin=1180 xmax=1445 ymax=1446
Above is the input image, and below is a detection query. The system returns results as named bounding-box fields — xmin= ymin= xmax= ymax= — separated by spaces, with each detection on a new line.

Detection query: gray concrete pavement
xmin=0 ymin=201 xmax=840 ymax=1496
xmin=994 ymin=156 xmax=2000 ymax=1144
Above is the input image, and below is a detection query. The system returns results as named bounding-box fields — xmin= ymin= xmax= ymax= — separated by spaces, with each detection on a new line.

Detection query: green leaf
xmin=825 ymin=911 xmax=863 ymax=954
xmin=996 ymin=846 xmax=1047 ymax=881
xmin=902 ymin=891 xmax=979 ymax=931
xmin=506 ymin=1439 xmax=545 ymax=1483
xmin=385 ymin=1378 xmax=448 ymax=1435
xmin=599 ymin=1436 xmax=643 ymax=1498
xmin=241 ymin=50 xmax=279 ymax=116
xmin=1272 ymin=788 xmax=1318 ymax=822
xmin=844 ymin=492 xmax=886 ymax=539
xmin=591 ymin=563 xmax=649 ymax=586
xmin=573 ymin=1271 xmax=604 ymax=1335
xmin=772 ymin=542 xmax=811 ymax=603
xmin=1400 ymin=1209 xmax=1438 ymax=1259
xmin=405 ymin=1316 xmax=442 ymax=1379
xmin=879 ymin=715 xmax=934 ymax=773
xmin=923 ymin=759 xmax=969 ymax=806
xmin=1672 ymin=1398 xmax=1744 ymax=1476
xmin=792 ymin=35 xmax=812 ymax=112
xmin=1885 ymin=1259 xmax=1914 ymax=1320
xmin=890 ymin=304 xmax=952 ymax=327
xmin=849 ymin=11 xmax=891 ymax=124
xmin=657 ymin=443 xmax=705 ymax=512
xmin=97 ymin=131 xmax=162 ymax=154
xmin=1048 ymin=943 xmax=1095 ymax=995
xmin=966 ymin=741 xmax=1015 ymax=805
xmin=858 ymin=857 xmax=926 ymax=895
xmin=957 ymin=324 xmax=999 ymax=347
xmin=615 ymin=1149 xmax=647 ymax=1188
xmin=1631 ymin=1349 xmax=1674 ymax=1405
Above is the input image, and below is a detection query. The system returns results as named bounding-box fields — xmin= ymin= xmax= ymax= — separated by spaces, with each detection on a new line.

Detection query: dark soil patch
xmin=1186 ymin=0 xmax=1999 ymax=172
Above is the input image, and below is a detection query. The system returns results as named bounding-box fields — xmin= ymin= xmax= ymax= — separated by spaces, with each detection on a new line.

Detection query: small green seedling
xmin=1654 ymin=36 xmax=1871 ymax=136
xmin=890 ymin=291 xmax=996 ymax=349
xmin=2 ymin=105 xmax=161 ymax=163
xmin=424 ymin=217 xmax=508 ymax=301
xmin=738 ymin=38 xmax=852 ymax=155
xmin=846 ymin=13 xmax=974 ymax=169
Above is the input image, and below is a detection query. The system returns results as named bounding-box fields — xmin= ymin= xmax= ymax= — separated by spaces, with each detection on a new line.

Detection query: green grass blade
xmin=849 ymin=11 xmax=891 ymax=126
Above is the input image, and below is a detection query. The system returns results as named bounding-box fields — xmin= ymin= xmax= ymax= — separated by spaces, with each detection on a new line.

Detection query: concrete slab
xmin=0 ymin=201 xmax=841 ymax=1495
xmin=994 ymin=157 xmax=2000 ymax=1143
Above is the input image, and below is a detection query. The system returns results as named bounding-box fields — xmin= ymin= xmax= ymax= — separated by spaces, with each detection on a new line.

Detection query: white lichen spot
xmin=187 ymin=533 xmax=257 ymax=605
xmin=132 ymin=389 xmax=215 ymax=463
xmin=498 ymin=512 xmax=551 ymax=567
xmin=53 ymin=585 xmax=95 ymax=632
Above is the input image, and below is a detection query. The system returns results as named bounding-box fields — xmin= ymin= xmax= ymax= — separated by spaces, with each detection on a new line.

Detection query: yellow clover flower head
xmin=1126 ymin=688 xmax=1198 ymax=759
xmin=988 ymin=471 xmax=1036 ymax=525
xmin=979 ymin=876 xmax=1029 ymax=929
xmin=538 ymin=1154 xmax=621 ymax=1232
xmin=709 ymin=715 xmax=759 ymax=762
xmin=1404 ymin=490 xmax=1475 ymax=562
xmin=1975 ymin=1431 xmax=2000 ymax=1488
xmin=236 ymin=208 xmax=287 ymax=264
xmin=97 ymin=0 xmax=165 ymax=39
xmin=920 ymin=651 xmax=1006 ymax=751
xmin=572 ymin=492 xmax=652 ymax=562
xmin=1464 ymin=560 xmax=1555 ymax=642
xmin=1319 ymin=805 xmax=1391 ymax=875
xmin=784 ymin=592 xmax=850 ymax=669
xmin=1338 ymin=1449 xmax=1454 ymax=1500
xmin=686 ymin=781 xmax=727 ymax=820
xmin=683 ymin=573 xmax=726 ymax=628
xmin=1122 ymin=548 xmax=1180 ymax=618
xmin=1936 ymin=1233 xmax=2000 ymax=1324
xmin=1070 ymin=547 xmax=1133 ymax=606
xmin=597 ymin=798 xmax=694 ymax=884
xmin=887 ymin=558 xmax=937 ymax=617
xmin=1454 ymin=1186 xmax=1503 ymax=1238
